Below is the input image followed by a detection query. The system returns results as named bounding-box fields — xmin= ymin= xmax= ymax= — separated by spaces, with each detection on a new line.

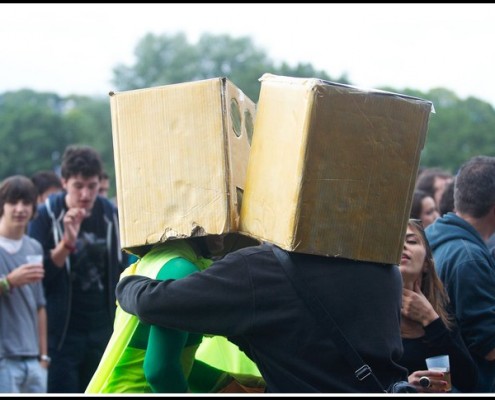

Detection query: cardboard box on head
xmin=240 ymin=74 xmax=434 ymax=265
xmin=110 ymin=77 xmax=257 ymax=256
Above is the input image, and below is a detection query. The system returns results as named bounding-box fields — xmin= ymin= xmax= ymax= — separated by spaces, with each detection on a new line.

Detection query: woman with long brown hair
xmin=398 ymin=219 xmax=478 ymax=393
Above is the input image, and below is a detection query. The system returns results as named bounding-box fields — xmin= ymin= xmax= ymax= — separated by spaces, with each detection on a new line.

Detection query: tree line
xmin=1 ymin=32 xmax=494 ymax=197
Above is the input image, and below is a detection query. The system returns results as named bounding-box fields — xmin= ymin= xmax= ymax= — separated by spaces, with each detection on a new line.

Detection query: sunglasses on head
xmin=409 ymin=218 xmax=424 ymax=228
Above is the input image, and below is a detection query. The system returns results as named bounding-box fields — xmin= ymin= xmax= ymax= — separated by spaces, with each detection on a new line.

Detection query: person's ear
xmin=61 ymin=178 xmax=69 ymax=191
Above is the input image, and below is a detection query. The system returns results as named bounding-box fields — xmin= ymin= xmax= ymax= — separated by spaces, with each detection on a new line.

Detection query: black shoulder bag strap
xmin=271 ymin=245 xmax=387 ymax=393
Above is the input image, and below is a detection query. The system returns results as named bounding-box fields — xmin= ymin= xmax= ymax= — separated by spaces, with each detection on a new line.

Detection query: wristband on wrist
xmin=62 ymin=238 xmax=76 ymax=253
xmin=39 ymin=354 xmax=51 ymax=363
xmin=0 ymin=276 xmax=11 ymax=295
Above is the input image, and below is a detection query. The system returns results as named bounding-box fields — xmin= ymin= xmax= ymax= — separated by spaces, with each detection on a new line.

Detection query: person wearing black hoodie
xmin=28 ymin=145 xmax=126 ymax=393
xmin=426 ymin=155 xmax=495 ymax=392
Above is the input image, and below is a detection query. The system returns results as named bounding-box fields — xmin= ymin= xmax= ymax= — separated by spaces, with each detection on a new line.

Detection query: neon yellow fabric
xmin=85 ymin=240 xmax=260 ymax=393
xmin=196 ymin=336 xmax=261 ymax=376
xmin=85 ymin=240 xmax=209 ymax=393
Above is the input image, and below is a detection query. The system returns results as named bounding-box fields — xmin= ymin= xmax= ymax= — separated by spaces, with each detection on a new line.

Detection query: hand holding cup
xmin=7 ymin=256 xmax=44 ymax=288
xmin=425 ymin=355 xmax=451 ymax=392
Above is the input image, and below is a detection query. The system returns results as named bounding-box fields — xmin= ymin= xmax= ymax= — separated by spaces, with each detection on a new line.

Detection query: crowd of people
xmin=2 ymin=142 xmax=495 ymax=393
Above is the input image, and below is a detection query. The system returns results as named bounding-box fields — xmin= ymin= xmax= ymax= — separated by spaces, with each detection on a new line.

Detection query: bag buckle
xmin=355 ymin=364 xmax=372 ymax=381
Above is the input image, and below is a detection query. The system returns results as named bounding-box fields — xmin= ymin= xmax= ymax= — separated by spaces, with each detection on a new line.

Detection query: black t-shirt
xmin=69 ymin=201 xmax=110 ymax=330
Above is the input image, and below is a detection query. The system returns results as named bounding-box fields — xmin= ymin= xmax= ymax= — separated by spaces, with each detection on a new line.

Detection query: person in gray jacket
xmin=0 ymin=175 xmax=48 ymax=393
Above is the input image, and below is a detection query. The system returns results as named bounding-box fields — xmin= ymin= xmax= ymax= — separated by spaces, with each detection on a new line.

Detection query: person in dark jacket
xmin=399 ymin=219 xmax=477 ymax=392
xmin=426 ymin=155 xmax=495 ymax=392
xmin=116 ymin=242 xmax=408 ymax=393
xmin=28 ymin=145 xmax=126 ymax=393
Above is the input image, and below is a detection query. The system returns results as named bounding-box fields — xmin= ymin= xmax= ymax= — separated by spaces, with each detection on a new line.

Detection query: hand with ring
xmin=409 ymin=370 xmax=448 ymax=393
xmin=419 ymin=376 xmax=431 ymax=389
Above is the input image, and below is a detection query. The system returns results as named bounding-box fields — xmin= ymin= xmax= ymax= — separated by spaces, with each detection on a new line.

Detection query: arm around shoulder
xmin=116 ymin=275 xmax=156 ymax=317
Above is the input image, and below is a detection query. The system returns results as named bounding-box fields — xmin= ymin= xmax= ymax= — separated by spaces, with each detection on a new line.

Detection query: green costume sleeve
xmin=145 ymin=325 xmax=189 ymax=392
xmin=143 ymin=257 xmax=202 ymax=392
xmin=156 ymin=257 xmax=200 ymax=280
xmin=188 ymin=359 xmax=231 ymax=393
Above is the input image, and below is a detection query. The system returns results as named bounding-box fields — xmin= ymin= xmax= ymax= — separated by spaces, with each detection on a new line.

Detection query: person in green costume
xmin=85 ymin=234 xmax=264 ymax=393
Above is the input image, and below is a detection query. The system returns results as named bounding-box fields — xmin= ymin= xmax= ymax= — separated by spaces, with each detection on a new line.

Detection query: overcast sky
xmin=1 ymin=3 xmax=494 ymax=107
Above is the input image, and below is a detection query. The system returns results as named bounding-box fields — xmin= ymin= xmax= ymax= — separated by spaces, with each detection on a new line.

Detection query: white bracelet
xmin=39 ymin=354 xmax=51 ymax=363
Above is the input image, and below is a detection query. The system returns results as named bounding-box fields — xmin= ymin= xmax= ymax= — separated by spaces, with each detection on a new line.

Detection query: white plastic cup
xmin=26 ymin=255 xmax=43 ymax=264
xmin=425 ymin=355 xmax=451 ymax=392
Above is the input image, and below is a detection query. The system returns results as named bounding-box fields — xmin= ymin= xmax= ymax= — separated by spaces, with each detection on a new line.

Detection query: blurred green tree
xmin=0 ymin=90 xmax=114 ymax=193
xmin=112 ymin=32 xmax=348 ymax=101
xmin=383 ymin=86 xmax=495 ymax=173
xmin=1 ymin=31 xmax=494 ymax=192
